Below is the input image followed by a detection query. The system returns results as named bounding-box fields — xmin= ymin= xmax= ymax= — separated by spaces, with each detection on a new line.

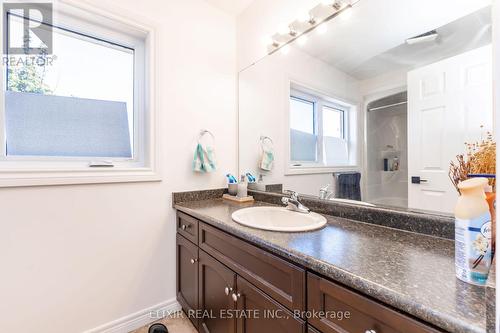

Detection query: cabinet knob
xmin=190 ymin=258 xmax=198 ymax=264
xmin=231 ymin=292 xmax=241 ymax=302
xmin=365 ymin=330 xmax=377 ymax=333
xmin=181 ymin=224 xmax=188 ymax=230
xmin=224 ymin=287 xmax=233 ymax=296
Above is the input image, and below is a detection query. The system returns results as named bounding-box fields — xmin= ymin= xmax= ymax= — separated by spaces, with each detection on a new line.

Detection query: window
xmin=290 ymin=96 xmax=316 ymax=162
xmin=0 ymin=3 xmax=158 ymax=186
xmin=289 ymin=86 xmax=353 ymax=170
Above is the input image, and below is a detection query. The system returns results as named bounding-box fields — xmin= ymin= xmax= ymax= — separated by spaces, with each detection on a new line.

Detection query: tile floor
xmin=130 ymin=312 xmax=197 ymax=333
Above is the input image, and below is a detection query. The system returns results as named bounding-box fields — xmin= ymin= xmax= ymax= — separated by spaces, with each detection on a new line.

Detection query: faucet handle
xmin=284 ymin=190 xmax=299 ymax=200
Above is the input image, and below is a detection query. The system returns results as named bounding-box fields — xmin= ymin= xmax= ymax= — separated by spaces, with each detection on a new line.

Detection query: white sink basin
xmin=231 ymin=207 xmax=327 ymax=232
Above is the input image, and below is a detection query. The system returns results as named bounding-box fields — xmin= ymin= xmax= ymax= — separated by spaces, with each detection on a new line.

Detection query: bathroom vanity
xmin=174 ymin=191 xmax=490 ymax=333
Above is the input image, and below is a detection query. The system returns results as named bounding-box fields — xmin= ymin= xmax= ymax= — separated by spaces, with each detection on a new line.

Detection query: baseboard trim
xmin=84 ymin=298 xmax=182 ymax=333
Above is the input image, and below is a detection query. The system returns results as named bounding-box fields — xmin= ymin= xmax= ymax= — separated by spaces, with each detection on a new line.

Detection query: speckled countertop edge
xmin=175 ymin=200 xmax=486 ymax=333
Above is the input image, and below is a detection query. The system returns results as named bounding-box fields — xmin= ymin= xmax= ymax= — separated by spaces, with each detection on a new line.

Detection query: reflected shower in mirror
xmin=238 ymin=0 xmax=493 ymax=214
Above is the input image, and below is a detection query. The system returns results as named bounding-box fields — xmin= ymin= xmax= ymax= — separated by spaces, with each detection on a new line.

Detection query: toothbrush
xmin=226 ymin=174 xmax=237 ymax=184
xmin=246 ymin=173 xmax=256 ymax=183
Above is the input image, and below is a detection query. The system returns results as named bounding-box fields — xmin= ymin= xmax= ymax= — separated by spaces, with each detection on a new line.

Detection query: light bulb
xmin=280 ymin=44 xmax=290 ymax=55
xmin=297 ymin=35 xmax=308 ymax=46
xmin=278 ymin=24 xmax=289 ymax=35
xmin=340 ymin=6 xmax=352 ymax=20
xmin=297 ymin=10 xmax=310 ymax=22
xmin=316 ymin=23 xmax=327 ymax=35
xmin=262 ymin=35 xmax=274 ymax=46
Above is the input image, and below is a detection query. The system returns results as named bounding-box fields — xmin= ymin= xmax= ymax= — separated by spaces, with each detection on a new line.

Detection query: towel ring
xmin=198 ymin=129 xmax=215 ymax=143
xmin=260 ymin=136 xmax=273 ymax=151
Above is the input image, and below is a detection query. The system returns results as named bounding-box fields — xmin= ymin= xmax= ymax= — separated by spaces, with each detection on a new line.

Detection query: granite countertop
xmin=175 ymin=199 xmax=487 ymax=333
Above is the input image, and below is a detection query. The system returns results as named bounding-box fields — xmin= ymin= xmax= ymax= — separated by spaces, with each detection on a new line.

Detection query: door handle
xmin=411 ymin=176 xmax=428 ymax=184
xmin=232 ymin=292 xmax=241 ymax=302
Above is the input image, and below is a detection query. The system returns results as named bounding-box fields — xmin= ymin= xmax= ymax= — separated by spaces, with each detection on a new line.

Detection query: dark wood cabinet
xmin=176 ymin=212 xmax=442 ymax=333
xmin=307 ymin=273 xmax=441 ymax=333
xmin=178 ymin=211 xmax=199 ymax=244
xmin=198 ymin=250 xmax=237 ymax=333
xmin=235 ymin=276 xmax=305 ymax=333
xmin=176 ymin=234 xmax=199 ymax=328
xmin=199 ymin=221 xmax=305 ymax=312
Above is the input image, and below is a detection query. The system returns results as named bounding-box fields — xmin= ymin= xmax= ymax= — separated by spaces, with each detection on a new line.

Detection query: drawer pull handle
xmin=190 ymin=258 xmax=198 ymax=264
xmin=365 ymin=330 xmax=377 ymax=333
xmin=224 ymin=287 xmax=233 ymax=296
xmin=231 ymin=292 xmax=241 ymax=302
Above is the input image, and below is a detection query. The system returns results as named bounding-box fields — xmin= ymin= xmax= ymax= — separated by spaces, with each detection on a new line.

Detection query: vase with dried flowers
xmin=449 ymin=126 xmax=496 ymax=273
xmin=449 ymin=126 xmax=496 ymax=193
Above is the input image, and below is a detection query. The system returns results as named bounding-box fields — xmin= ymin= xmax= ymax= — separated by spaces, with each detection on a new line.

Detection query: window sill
xmin=285 ymin=165 xmax=359 ymax=176
xmin=0 ymin=167 xmax=161 ymax=187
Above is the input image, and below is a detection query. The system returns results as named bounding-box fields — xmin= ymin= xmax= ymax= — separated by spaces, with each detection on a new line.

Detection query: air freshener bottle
xmin=455 ymin=178 xmax=492 ymax=286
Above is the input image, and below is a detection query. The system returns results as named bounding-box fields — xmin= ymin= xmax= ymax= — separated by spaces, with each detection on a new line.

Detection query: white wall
xmin=0 ymin=0 xmax=237 ymax=332
xmin=239 ymin=47 xmax=360 ymax=196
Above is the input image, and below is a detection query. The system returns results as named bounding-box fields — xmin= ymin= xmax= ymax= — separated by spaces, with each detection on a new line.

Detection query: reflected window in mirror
xmin=289 ymin=86 xmax=353 ymax=170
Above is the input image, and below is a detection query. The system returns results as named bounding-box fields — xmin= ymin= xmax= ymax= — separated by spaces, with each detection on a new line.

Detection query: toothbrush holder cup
xmin=228 ymin=183 xmax=238 ymax=196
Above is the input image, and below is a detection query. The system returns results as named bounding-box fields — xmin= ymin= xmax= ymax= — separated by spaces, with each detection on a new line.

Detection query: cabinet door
xmin=235 ymin=276 xmax=305 ymax=333
xmin=199 ymin=250 xmax=237 ymax=333
xmin=199 ymin=222 xmax=305 ymax=312
xmin=176 ymin=234 xmax=199 ymax=328
xmin=307 ymin=273 xmax=440 ymax=333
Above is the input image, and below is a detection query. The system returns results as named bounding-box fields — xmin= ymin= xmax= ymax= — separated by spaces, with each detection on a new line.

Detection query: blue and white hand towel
xmin=260 ymin=146 xmax=274 ymax=171
xmin=193 ymin=143 xmax=217 ymax=173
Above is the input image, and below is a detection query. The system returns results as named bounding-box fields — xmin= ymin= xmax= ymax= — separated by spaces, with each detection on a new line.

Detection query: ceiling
xmin=294 ymin=0 xmax=492 ymax=80
xmin=205 ymin=0 xmax=254 ymax=16
xmin=350 ymin=6 xmax=491 ymax=80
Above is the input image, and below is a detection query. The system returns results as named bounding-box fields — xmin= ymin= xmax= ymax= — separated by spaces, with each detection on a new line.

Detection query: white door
xmin=408 ymin=45 xmax=493 ymax=213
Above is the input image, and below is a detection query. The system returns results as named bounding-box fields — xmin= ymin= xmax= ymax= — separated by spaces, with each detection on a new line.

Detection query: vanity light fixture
xmin=296 ymin=9 xmax=311 ymax=22
xmin=266 ymin=1 xmax=355 ymax=55
xmin=277 ymin=24 xmax=290 ymax=35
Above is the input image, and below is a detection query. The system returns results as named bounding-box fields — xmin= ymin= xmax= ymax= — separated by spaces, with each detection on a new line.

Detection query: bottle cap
xmin=458 ymin=177 xmax=489 ymax=190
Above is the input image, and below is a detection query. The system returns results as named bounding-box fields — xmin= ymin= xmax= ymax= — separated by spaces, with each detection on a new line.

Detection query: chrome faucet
xmin=319 ymin=184 xmax=334 ymax=200
xmin=282 ymin=191 xmax=310 ymax=214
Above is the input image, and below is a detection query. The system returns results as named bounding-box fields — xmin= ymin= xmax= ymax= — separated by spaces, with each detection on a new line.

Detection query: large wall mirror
xmin=238 ymin=0 xmax=493 ymax=214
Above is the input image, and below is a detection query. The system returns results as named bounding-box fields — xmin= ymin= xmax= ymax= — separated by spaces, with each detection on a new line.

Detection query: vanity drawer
xmin=307 ymin=273 xmax=440 ymax=333
xmin=177 ymin=212 xmax=198 ymax=244
xmin=199 ymin=221 xmax=305 ymax=312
